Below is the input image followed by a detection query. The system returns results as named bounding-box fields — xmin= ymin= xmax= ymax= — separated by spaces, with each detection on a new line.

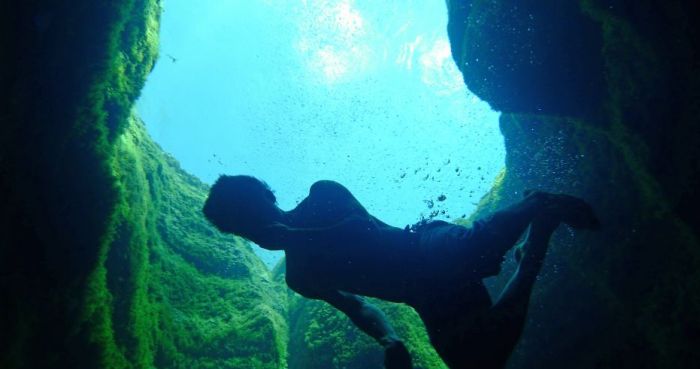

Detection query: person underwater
xmin=203 ymin=175 xmax=600 ymax=369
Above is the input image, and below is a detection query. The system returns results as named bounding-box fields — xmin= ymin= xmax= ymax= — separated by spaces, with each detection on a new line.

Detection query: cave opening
xmin=136 ymin=0 xmax=505 ymax=267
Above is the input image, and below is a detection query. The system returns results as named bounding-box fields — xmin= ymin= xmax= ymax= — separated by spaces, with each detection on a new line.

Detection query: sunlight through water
xmin=137 ymin=0 xmax=504 ymax=268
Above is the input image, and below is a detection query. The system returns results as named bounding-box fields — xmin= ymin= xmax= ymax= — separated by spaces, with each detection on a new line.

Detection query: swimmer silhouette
xmin=203 ymin=176 xmax=600 ymax=369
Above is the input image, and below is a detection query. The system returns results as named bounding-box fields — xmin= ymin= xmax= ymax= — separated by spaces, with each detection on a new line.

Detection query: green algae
xmin=277 ymin=264 xmax=446 ymax=369
xmin=465 ymin=168 xmax=507 ymax=223
xmin=2 ymin=1 xmax=291 ymax=367
xmin=1 ymin=1 xmax=162 ymax=367
xmin=84 ymin=116 xmax=288 ymax=369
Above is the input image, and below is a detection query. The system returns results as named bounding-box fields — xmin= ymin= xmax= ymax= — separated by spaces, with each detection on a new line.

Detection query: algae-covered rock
xmin=447 ymin=1 xmax=700 ymax=368
xmin=91 ymin=116 xmax=288 ymax=369
xmin=274 ymin=263 xmax=447 ymax=369
xmin=0 ymin=1 xmax=287 ymax=367
xmin=1 ymin=0 xmax=163 ymax=367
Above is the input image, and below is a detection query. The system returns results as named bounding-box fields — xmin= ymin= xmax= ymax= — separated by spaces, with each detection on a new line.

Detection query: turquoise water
xmin=137 ymin=0 xmax=504 ymax=268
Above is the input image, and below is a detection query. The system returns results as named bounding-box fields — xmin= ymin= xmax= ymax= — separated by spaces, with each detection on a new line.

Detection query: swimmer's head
xmin=203 ymin=175 xmax=281 ymax=237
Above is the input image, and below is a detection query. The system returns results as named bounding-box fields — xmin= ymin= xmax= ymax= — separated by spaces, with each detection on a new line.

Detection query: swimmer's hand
xmin=384 ymin=340 xmax=412 ymax=369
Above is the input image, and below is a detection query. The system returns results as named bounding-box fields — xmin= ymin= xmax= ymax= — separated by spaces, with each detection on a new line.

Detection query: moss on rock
xmin=81 ymin=116 xmax=288 ymax=369
xmin=274 ymin=264 xmax=447 ymax=369
xmin=1 ymin=1 xmax=163 ymax=367
xmin=1 ymin=1 xmax=287 ymax=368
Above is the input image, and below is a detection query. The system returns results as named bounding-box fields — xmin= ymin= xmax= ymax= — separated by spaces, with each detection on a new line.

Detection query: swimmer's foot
xmin=524 ymin=190 xmax=601 ymax=230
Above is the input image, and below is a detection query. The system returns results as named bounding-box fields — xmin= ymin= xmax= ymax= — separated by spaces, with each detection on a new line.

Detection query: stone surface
xmin=448 ymin=1 xmax=700 ymax=368
xmin=0 ymin=2 xmax=287 ymax=368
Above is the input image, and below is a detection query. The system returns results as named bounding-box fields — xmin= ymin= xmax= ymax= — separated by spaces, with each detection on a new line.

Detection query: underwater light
xmin=137 ymin=0 xmax=504 ymax=268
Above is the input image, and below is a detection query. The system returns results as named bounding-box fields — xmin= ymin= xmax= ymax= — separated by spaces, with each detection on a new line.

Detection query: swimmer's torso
xmin=283 ymin=181 xmax=420 ymax=302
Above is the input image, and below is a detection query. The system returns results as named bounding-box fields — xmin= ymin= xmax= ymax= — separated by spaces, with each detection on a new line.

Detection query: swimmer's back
xmin=288 ymin=180 xmax=369 ymax=228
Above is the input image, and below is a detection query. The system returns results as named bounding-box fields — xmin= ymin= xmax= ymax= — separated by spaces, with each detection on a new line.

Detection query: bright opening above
xmin=137 ymin=0 xmax=505 ymax=268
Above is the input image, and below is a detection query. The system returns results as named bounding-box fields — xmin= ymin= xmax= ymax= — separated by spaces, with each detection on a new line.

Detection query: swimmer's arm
xmin=256 ymin=216 xmax=377 ymax=250
xmin=322 ymin=290 xmax=412 ymax=368
xmin=321 ymin=290 xmax=401 ymax=347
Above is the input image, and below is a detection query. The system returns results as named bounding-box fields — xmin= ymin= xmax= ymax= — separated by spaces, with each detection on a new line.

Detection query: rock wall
xmin=0 ymin=1 xmax=287 ymax=368
xmin=1 ymin=0 xmax=163 ymax=366
xmin=98 ymin=116 xmax=287 ymax=368
xmin=447 ymin=1 xmax=700 ymax=368
xmin=4 ymin=0 xmax=699 ymax=368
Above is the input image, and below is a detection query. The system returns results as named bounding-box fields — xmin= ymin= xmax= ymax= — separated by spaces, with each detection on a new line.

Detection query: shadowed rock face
xmin=447 ymin=1 xmax=700 ymax=368
xmin=446 ymin=0 xmax=606 ymax=118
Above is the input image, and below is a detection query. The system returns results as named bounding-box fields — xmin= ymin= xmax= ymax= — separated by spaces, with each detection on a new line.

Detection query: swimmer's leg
xmin=480 ymin=216 xmax=559 ymax=364
xmin=477 ymin=191 xmax=599 ymax=263
xmin=430 ymin=217 xmax=557 ymax=369
xmin=494 ymin=216 xmax=558 ymax=311
xmin=417 ymin=215 xmax=570 ymax=369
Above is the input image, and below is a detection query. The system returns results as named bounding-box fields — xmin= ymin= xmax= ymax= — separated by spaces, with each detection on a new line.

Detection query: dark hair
xmin=203 ymin=175 xmax=277 ymax=236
